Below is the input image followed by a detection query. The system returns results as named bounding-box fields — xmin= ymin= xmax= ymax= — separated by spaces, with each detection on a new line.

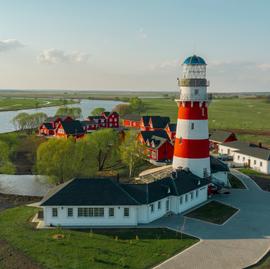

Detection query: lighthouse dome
xmin=183 ymin=55 xmax=206 ymax=65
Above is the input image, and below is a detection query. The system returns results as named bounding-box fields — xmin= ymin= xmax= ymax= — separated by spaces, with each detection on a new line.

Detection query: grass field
xmin=0 ymin=97 xmax=76 ymax=111
xmin=142 ymin=97 xmax=270 ymax=145
xmin=0 ymin=207 xmax=198 ymax=269
xmin=185 ymin=201 xmax=238 ymax=225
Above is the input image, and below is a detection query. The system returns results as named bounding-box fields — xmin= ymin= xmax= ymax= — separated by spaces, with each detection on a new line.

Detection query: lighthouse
xmin=172 ymin=55 xmax=211 ymax=178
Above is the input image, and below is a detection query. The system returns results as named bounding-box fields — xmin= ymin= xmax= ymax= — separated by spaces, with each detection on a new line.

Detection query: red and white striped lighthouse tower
xmin=172 ymin=55 xmax=210 ymax=178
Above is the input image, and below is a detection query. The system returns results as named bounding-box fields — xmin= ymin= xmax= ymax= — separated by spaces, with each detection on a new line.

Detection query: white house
xmin=219 ymin=141 xmax=270 ymax=174
xmin=40 ymin=170 xmax=209 ymax=227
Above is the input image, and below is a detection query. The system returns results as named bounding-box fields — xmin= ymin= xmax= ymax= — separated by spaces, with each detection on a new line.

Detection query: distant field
xmin=0 ymin=97 xmax=76 ymax=111
xmin=142 ymin=97 xmax=270 ymax=146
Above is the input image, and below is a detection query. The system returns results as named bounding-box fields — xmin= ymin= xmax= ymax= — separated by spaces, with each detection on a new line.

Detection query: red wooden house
xmin=138 ymin=130 xmax=174 ymax=162
xmin=122 ymin=114 xmax=141 ymax=128
xmin=45 ymin=116 xmax=73 ymax=129
xmin=209 ymin=130 xmax=237 ymax=152
xmin=54 ymin=120 xmax=85 ymax=139
xmin=81 ymin=120 xmax=98 ymax=132
xmin=165 ymin=123 xmax=176 ymax=142
xmin=39 ymin=123 xmax=55 ymax=136
xmin=101 ymin=111 xmax=119 ymax=128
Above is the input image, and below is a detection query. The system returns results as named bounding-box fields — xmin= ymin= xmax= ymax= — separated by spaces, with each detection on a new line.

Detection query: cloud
xmin=0 ymin=39 xmax=24 ymax=52
xmin=138 ymin=28 xmax=148 ymax=40
xmin=37 ymin=48 xmax=90 ymax=64
xmin=257 ymin=63 xmax=270 ymax=71
xmin=148 ymin=59 xmax=179 ymax=71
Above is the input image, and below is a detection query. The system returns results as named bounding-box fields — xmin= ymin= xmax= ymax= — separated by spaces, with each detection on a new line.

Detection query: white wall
xmin=44 ymin=206 xmax=138 ymax=226
xmin=212 ymin=171 xmax=228 ymax=186
xmin=179 ymin=86 xmax=207 ymax=101
xmin=233 ymin=152 xmax=270 ymax=174
xmin=218 ymin=145 xmax=238 ymax=156
xmin=43 ymin=188 xmax=209 ymax=227
xmin=173 ymin=156 xmax=211 ymax=178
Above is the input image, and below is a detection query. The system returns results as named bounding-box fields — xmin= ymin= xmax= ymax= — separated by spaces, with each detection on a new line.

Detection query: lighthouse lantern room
xmin=173 ymin=55 xmax=211 ymax=178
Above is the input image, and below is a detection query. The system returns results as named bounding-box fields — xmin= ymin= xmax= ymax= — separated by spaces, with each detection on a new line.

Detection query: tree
xmin=12 ymin=112 xmax=29 ymax=131
xmin=36 ymin=137 xmax=97 ymax=184
xmin=85 ymin=129 xmax=120 ymax=171
xmin=120 ymin=131 xmax=145 ymax=178
xmin=55 ymin=107 xmax=82 ymax=119
xmin=12 ymin=112 xmax=48 ymax=133
xmin=0 ymin=140 xmax=15 ymax=174
xmin=129 ymin=97 xmax=144 ymax=114
xmin=91 ymin=107 xmax=106 ymax=116
xmin=113 ymin=103 xmax=131 ymax=116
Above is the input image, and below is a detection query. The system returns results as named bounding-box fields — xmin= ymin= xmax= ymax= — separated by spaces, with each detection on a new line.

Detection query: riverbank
xmin=0 ymin=97 xmax=77 ymax=111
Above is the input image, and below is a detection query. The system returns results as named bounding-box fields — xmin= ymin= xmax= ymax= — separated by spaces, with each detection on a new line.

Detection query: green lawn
xmin=142 ymin=98 xmax=270 ymax=131
xmin=142 ymin=97 xmax=270 ymax=145
xmin=0 ymin=207 xmax=198 ymax=269
xmin=185 ymin=201 xmax=238 ymax=225
xmin=0 ymin=97 xmax=76 ymax=111
xmin=228 ymin=173 xmax=246 ymax=189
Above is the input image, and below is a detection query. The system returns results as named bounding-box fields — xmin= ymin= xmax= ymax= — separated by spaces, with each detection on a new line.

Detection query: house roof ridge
xmin=110 ymin=179 xmax=141 ymax=205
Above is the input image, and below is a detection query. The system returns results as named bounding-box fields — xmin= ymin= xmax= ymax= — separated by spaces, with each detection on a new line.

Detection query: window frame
xmin=109 ymin=208 xmax=115 ymax=217
xmin=52 ymin=208 xmax=58 ymax=217
xmin=124 ymin=208 xmax=129 ymax=217
xmin=67 ymin=208 xmax=73 ymax=217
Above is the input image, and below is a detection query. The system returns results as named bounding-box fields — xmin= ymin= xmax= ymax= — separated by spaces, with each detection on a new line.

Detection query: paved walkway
xmin=150 ymin=170 xmax=270 ymax=269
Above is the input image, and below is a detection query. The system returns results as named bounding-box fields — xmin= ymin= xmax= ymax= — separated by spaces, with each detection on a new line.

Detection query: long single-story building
xmin=219 ymin=141 xmax=270 ymax=174
xmin=40 ymin=170 xmax=209 ymax=227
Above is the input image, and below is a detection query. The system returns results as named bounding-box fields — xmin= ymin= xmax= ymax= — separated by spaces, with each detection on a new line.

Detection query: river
xmin=0 ymin=99 xmax=123 ymax=133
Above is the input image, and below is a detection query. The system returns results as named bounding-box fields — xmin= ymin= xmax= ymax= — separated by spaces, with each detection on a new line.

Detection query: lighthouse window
xmin=194 ymin=89 xmax=199 ymax=95
xmin=202 ymin=107 xmax=205 ymax=116
xmin=191 ymin=123 xmax=195 ymax=130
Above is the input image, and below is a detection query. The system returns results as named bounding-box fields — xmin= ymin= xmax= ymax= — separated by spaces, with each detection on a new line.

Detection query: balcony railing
xmin=177 ymin=78 xmax=210 ymax=87
xmin=176 ymin=93 xmax=212 ymax=102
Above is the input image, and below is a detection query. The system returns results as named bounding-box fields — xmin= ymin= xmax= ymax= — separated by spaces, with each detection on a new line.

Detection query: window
xmin=243 ymin=157 xmax=245 ymax=161
xmin=78 ymin=208 xmax=104 ymax=217
xmin=238 ymin=155 xmax=240 ymax=160
xmin=52 ymin=208 xmax=58 ymax=217
xmin=191 ymin=123 xmax=195 ymax=130
xmin=124 ymin=208 xmax=129 ymax=217
xmin=114 ymin=118 xmax=117 ymax=122
xmin=260 ymin=161 xmax=263 ymax=167
xmin=202 ymin=107 xmax=205 ymax=116
xmin=179 ymin=196 xmax=183 ymax=205
xmin=194 ymin=89 xmax=199 ymax=95
xmin=185 ymin=194 xmax=188 ymax=202
xmin=150 ymin=204 xmax=154 ymax=213
xmin=190 ymin=191 xmax=194 ymax=200
xmin=67 ymin=208 xmax=73 ymax=217
xmin=203 ymin=168 xmax=209 ymax=178
xmin=254 ymin=160 xmax=256 ymax=165
xmin=109 ymin=208 xmax=114 ymax=217
xmin=166 ymin=200 xmax=169 ymax=211
xmin=196 ymin=190 xmax=199 ymax=198
xmin=158 ymin=201 xmax=161 ymax=210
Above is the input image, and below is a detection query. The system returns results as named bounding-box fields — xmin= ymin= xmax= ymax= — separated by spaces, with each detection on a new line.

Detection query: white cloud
xmin=0 ymin=39 xmax=24 ymax=52
xmin=257 ymin=63 xmax=270 ymax=71
xmin=37 ymin=48 xmax=90 ymax=64
xmin=138 ymin=28 xmax=148 ymax=40
xmin=148 ymin=59 xmax=179 ymax=71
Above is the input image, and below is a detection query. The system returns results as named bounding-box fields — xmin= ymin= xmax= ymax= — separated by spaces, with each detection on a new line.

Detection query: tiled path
xmin=151 ymin=170 xmax=270 ymax=269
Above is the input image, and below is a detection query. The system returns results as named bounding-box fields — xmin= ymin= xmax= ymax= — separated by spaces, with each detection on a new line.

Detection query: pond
xmin=0 ymin=99 xmax=123 ymax=133
xmin=0 ymin=175 xmax=52 ymax=196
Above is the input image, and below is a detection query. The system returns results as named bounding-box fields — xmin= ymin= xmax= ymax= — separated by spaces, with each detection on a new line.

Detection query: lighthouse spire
xmin=172 ymin=55 xmax=211 ymax=178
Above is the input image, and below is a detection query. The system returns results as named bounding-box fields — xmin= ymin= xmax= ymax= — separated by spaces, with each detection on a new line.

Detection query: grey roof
xmin=210 ymin=156 xmax=229 ymax=173
xmin=140 ymin=130 xmax=169 ymax=143
xmin=41 ymin=171 xmax=210 ymax=207
xmin=221 ymin=141 xmax=270 ymax=161
xmin=60 ymin=120 xmax=85 ymax=135
xmin=41 ymin=178 xmax=140 ymax=206
xmin=209 ymin=130 xmax=236 ymax=143
xmin=122 ymin=114 xmax=141 ymax=121
xmin=150 ymin=116 xmax=170 ymax=129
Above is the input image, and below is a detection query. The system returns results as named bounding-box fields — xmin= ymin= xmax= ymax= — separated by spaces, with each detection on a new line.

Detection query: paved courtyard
xmin=150 ymin=170 xmax=270 ymax=269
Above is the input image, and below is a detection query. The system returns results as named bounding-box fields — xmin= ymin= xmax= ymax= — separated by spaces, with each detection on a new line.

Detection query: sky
xmin=0 ymin=0 xmax=270 ymax=92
